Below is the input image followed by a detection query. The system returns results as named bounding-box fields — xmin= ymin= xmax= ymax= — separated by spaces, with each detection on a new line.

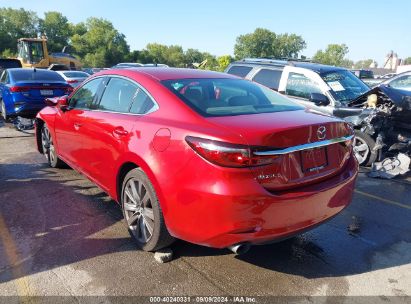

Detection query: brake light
xmin=185 ymin=136 xmax=274 ymax=168
xmin=67 ymin=80 xmax=78 ymax=83
xmin=10 ymin=86 xmax=29 ymax=92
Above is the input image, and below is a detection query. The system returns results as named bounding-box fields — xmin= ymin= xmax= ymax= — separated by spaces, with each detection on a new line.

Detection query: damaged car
xmin=346 ymin=84 xmax=411 ymax=169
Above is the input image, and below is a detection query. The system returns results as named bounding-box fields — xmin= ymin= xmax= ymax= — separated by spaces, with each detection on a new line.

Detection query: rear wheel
xmin=41 ymin=124 xmax=65 ymax=168
xmin=121 ymin=168 xmax=174 ymax=252
xmin=1 ymin=100 xmax=7 ymax=121
xmin=353 ymin=130 xmax=377 ymax=166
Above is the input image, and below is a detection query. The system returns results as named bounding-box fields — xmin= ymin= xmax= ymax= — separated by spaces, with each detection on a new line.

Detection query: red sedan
xmin=35 ymin=68 xmax=358 ymax=253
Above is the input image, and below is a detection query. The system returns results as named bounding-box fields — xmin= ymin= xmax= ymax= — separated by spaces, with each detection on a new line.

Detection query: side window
xmin=285 ymin=72 xmax=322 ymax=99
xmin=252 ymin=69 xmax=282 ymax=90
xmin=69 ymin=78 xmax=102 ymax=109
xmin=389 ymin=75 xmax=411 ymax=90
xmin=129 ymin=88 xmax=156 ymax=114
xmin=226 ymin=65 xmax=253 ymax=78
xmin=99 ymin=78 xmax=138 ymax=113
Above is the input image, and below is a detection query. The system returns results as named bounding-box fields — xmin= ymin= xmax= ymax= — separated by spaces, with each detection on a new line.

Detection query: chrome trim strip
xmin=253 ymin=135 xmax=354 ymax=156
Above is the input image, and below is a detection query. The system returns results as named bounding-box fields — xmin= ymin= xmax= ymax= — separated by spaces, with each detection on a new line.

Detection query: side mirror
xmin=57 ymin=96 xmax=70 ymax=111
xmin=309 ymin=93 xmax=330 ymax=106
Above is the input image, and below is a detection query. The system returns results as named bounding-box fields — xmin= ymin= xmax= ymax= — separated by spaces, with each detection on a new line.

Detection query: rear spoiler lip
xmin=253 ymin=135 xmax=354 ymax=156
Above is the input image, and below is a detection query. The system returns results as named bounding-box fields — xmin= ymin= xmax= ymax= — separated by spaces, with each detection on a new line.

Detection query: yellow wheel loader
xmin=16 ymin=38 xmax=82 ymax=70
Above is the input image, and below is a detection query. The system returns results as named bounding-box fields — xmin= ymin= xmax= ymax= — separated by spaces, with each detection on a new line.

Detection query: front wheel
xmin=353 ymin=130 xmax=377 ymax=166
xmin=41 ymin=124 xmax=65 ymax=168
xmin=121 ymin=168 xmax=174 ymax=252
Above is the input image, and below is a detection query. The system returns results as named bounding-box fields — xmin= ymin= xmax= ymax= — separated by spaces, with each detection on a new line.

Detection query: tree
xmin=70 ymin=18 xmax=129 ymax=67
xmin=234 ymin=28 xmax=306 ymax=59
xmin=217 ymin=55 xmax=233 ymax=71
xmin=312 ymin=44 xmax=353 ymax=68
xmin=404 ymin=57 xmax=411 ymax=65
xmin=145 ymin=43 xmax=185 ymax=67
xmin=354 ymin=59 xmax=375 ymax=69
xmin=39 ymin=12 xmax=72 ymax=52
xmin=0 ymin=8 xmax=39 ymax=54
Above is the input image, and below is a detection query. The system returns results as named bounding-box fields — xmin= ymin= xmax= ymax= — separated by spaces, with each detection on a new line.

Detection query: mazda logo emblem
xmin=317 ymin=126 xmax=326 ymax=140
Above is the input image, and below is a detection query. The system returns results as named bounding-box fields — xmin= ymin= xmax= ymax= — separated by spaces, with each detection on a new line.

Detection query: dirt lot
xmin=0 ymin=119 xmax=410 ymax=303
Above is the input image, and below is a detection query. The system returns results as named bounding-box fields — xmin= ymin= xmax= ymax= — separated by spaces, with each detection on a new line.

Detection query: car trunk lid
xmin=207 ymin=110 xmax=353 ymax=191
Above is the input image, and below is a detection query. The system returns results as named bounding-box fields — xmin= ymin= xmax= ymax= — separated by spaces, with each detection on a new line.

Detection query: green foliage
xmin=404 ymin=57 xmax=411 ymax=65
xmin=1 ymin=49 xmax=16 ymax=58
xmin=354 ymin=59 xmax=375 ymax=69
xmin=70 ymin=18 xmax=129 ymax=67
xmin=217 ymin=55 xmax=234 ymax=71
xmin=145 ymin=43 xmax=185 ymax=67
xmin=0 ymin=8 xmax=39 ymax=53
xmin=234 ymin=28 xmax=306 ymax=59
xmin=39 ymin=12 xmax=71 ymax=52
xmin=312 ymin=44 xmax=353 ymax=68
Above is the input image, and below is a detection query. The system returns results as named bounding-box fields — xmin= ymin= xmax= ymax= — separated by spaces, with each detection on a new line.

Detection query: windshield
xmin=161 ymin=78 xmax=304 ymax=117
xmin=321 ymin=70 xmax=370 ymax=104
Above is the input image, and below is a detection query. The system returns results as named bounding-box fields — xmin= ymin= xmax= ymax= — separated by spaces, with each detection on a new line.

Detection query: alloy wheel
xmin=1 ymin=101 xmax=6 ymax=120
xmin=353 ymin=136 xmax=370 ymax=165
xmin=41 ymin=126 xmax=56 ymax=164
xmin=123 ymin=178 xmax=155 ymax=244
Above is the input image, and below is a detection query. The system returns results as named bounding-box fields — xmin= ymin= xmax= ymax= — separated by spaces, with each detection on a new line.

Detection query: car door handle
xmin=113 ymin=127 xmax=128 ymax=136
xmin=74 ymin=123 xmax=82 ymax=130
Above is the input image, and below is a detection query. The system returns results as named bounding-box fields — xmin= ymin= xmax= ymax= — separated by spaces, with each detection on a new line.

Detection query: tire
xmin=353 ymin=130 xmax=377 ymax=166
xmin=1 ymin=100 xmax=7 ymax=121
xmin=41 ymin=124 xmax=65 ymax=168
xmin=121 ymin=168 xmax=174 ymax=252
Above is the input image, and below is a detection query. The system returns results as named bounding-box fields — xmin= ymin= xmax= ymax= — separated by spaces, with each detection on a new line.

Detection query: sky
xmin=1 ymin=0 xmax=410 ymax=65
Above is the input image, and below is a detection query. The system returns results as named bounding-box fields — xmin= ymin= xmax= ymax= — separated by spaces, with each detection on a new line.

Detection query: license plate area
xmin=300 ymin=147 xmax=328 ymax=172
xmin=40 ymin=89 xmax=53 ymax=96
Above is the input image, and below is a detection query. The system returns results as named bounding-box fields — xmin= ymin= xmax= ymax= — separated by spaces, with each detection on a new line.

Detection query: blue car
xmin=0 ymin=68 xmax=72 ymax=120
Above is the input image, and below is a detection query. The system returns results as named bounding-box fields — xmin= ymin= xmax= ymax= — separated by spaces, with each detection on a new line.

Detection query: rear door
xmin=54 ymin=77 xmax=104 ymax=167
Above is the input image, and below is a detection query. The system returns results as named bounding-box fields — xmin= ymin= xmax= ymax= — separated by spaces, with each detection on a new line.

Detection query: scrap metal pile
xmin=347 ymin=84 xmax=411 ymax=178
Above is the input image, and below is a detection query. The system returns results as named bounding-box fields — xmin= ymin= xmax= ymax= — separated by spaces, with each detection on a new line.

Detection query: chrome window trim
xmin=253 ymin=134 xmax=354 ymax=156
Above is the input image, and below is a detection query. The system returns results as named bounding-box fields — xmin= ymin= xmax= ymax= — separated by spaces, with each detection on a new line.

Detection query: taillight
xmin=10 ymin=86 xmax=29 ymax=92
xmin=67 ymin=80 xmax=78 ymax=83
xmin=185 ymin=136 xmax=274 ymax=168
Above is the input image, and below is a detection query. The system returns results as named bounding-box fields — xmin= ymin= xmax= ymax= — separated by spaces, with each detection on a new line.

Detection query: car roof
xmin=231 ymin=58 xmax=347 ymax=74
xmin=98 ymin=67 xmax=238 ymax=81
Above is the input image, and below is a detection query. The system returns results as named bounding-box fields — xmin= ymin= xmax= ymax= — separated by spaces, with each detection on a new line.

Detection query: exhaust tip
xmin=228 ymin=243 xmax=251 ymax=255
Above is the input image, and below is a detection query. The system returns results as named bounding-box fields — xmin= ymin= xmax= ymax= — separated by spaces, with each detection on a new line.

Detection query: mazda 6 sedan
xmin=35 ymin=68 xmax=358 ymax=253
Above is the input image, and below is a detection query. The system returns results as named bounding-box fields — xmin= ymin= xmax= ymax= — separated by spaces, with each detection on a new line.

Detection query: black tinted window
xmin=226 ymin=66 xmax=252 ymax=78
xmin=130 ymin=89 xmax=156 ymax=114
xmin=99 ymin=78 xmax=138 ymax=113
xmin=252 ymin=69 xmax=282 ymax=90
xmin=10 ymin=69 xmax=65 ymax=82
xmin=70 ymin=78 xmax=102 ymax=109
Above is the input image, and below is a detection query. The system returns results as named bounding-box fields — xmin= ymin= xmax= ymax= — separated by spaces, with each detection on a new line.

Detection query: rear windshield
xmin=161 ymin=78 xmax=304 ymax=117
xmin=11 ymin=69 xmax=65 ymax=82
xmin=62 ymin=71 xmax=89 ymax=78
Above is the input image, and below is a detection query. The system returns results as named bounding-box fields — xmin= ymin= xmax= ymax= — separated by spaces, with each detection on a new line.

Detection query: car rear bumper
xmin=8 ymin=102 xmax=46 ymax=118
xmin=163 ymin=154 xmax=358 ymax=249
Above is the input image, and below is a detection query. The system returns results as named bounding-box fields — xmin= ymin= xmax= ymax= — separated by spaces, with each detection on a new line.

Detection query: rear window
xmin=62 ymin=71 xmax=89 ymax=78
xmin=11 ymin=69 xmax=65 ymax=82
xmin=252 ymin=69 xmax=282 ymax=90
xmin=161 ymin=78 xmax=303 ymax=117
xmin=226 ymin=65 xmax=253 ymax=78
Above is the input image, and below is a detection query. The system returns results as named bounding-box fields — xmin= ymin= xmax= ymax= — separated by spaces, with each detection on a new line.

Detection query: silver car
xmin=56 ymin=71 xmax=90 ymax=88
